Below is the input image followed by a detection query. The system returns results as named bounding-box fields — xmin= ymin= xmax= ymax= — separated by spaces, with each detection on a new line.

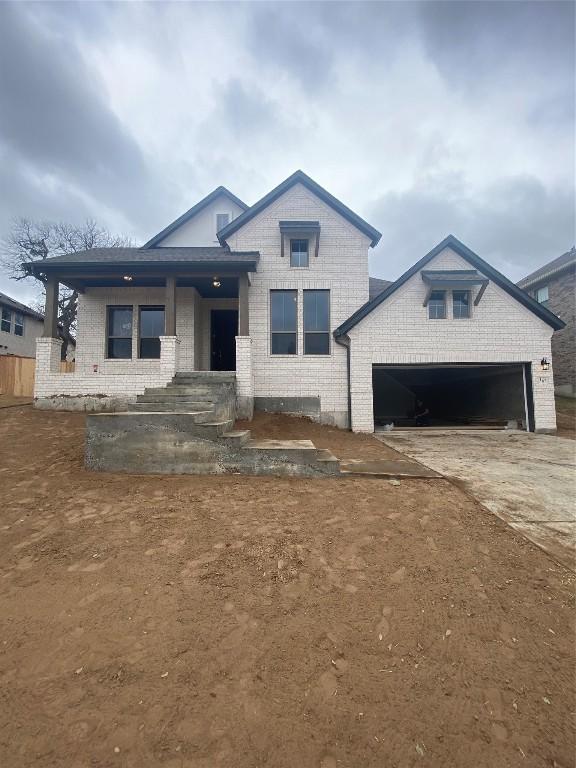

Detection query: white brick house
xmin=29 ymin=171 xmax=564 ymax=432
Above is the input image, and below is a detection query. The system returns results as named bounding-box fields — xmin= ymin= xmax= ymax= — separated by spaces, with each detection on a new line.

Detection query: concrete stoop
xmin=85 ymin=373 xmax=339 ymax=477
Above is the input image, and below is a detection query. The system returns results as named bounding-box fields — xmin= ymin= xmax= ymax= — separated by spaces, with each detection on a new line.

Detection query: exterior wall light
xmin=540 ymin=357 xmax=550 ymax=371
xmin=212 ymin=277 xmax=221 ymax=288
xmin=123 ymin=275 xmax=133 ymax=282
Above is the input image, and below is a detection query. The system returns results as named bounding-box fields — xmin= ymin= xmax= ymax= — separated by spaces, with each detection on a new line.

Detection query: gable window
xmin=107 ymin=306 xmax=133 ymax=359
xmin=535 ymin=285 xmax=549 ymax=304
xmin=1 ymin=307 xmax=11 ymax=333
xmin=428 ymin=291 xmax=446 ymax=319
xmin=290 ymin=239 xmax=309 ymax=268
xmin=270 ymin=290 xmax=297 ymax=354
xmin=216 ymin=213 xmax=230 ymax=233
xmin=139 ymin=306 xmax=165 ymax=358
xmin=452 ymin=290 xmax=471 ymax=319
xmin=304 ymin=290 xmax=330 ymax=355
xmin=14 ymin=312 xmax=24 ymax=336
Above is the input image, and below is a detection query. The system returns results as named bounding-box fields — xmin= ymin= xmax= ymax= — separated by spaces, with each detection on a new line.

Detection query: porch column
xmin=43 ymin=275 xmax=59 ymax=338
xmin=238 ymin=273 xmax=249 ymax=336
xmin=165 ymin=276 xmax=177 ymax=336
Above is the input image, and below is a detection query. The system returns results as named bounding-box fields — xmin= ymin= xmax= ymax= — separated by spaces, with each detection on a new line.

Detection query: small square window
xmin=216 ymin=213 xmax=230 ymax=233
xmin=536 ymin=286 xmax=549 ymax=304
xmin=290 ymin=239 xmax=309 ymax=268
xmin=453 ymin=290 xmax=470 ymax=319
xmin=428 ymin=291 xmax=446 ymax=319
xmin=1 ymin=307 xmax=11 ymax=333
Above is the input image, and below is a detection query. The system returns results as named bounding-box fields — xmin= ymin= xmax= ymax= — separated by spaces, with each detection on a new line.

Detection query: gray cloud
xmin=368 ymin=174 xmax=575 ymax=282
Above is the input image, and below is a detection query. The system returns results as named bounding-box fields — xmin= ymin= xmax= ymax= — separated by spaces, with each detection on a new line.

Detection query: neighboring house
xmin=0 ymin=292 xmax=44 ymax=358
xmin=27 ymin=170 xmax=563 ymax=432
xmin=518 ymin=248 xmax=575 ymax=398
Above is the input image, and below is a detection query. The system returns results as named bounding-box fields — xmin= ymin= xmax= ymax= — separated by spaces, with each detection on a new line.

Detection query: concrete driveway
xmin=375 ymin=430 xmax=576 ymax=570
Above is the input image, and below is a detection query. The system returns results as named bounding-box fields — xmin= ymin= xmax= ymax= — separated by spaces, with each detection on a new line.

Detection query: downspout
xmin=334 ymin=333 xmax=352 ymax=431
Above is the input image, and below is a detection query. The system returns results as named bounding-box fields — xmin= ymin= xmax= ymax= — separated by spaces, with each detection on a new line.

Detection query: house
xmin=27 ymin=170 xmax=563 ymax=433
xmin=518 ymin=248 xmax=575 ymax=398
xmin=0 ymin=292 xmax=45 ymax=358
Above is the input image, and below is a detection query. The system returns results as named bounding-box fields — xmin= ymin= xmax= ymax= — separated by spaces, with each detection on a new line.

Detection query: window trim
xmin=428 ymin=290 xmax=447 ymax=320
xmin=106 ymin=305 xmax=134 ymax=360
xmin=270 ymin=289 xmax=298 ymax=355
xmin=290 ymin=238 xmax=309 ymax=268
xmin=303 ymin=289 xmax=331 ymax=356
xmin=215 ymin=212 xmax=231 ymax=234
xmin=138 ymin=305 xmax=165 ymax=359
xmin=1 ymin=306 xmax=12 ymax=334
xmin=535 ymin=285 xmax=549 ymax=304
xmin=452 ymin=289 xmax=471 ymax=320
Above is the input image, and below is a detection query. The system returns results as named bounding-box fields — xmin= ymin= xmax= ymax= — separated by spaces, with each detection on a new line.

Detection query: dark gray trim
xmin=334 ymin=235 xmax=566 ymax=335
xmin=334 ymin=333 xmax=352 ymax=430
xmin=218 ymin=170 xmax=382 ymax=248
xmin=142 ymin=187 xmax=248 ymax=248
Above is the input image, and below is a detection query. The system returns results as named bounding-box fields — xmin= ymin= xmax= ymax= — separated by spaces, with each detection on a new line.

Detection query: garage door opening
xmin=372 ymin=363 xmax=533 ymax=430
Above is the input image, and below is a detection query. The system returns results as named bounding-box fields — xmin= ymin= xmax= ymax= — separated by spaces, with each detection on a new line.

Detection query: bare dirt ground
xmin=0 ymin=406 xmax=574 ymax=768
xmin=556 ymin=396 xmax=576 ymax=440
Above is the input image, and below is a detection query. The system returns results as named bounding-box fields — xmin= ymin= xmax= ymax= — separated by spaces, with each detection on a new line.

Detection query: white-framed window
xmin=452 ymin=290 xmax=471 ymax=319
xmin=1 ymin=307 xmax=11 ymax=333
xmin=536 ymin=285 xmax=549 ymax=304
xmin=290 ymin=239 xmax=309 ymax=268
xmin=14 ymin=312 xmax=24 ymax=336
xmin=216 ymin=213 xmax=230 ymax=234
xmin=428 ymin=291 xmax=446 ymax=319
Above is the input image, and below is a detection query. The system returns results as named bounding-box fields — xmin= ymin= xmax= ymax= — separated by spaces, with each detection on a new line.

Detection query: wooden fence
xmin=0 ymin=355 xmax=36 ymax=397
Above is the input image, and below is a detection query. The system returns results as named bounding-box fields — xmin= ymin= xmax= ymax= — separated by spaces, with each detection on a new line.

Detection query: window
xmin=216 ymin=213 xmax=230 ymax=233
xmin=14 ymin=312 xmax=24 ymax=336
xmin=304 ymin=290 xmax=330 ymax=355
xmin=1 ymin=307 xmax=11 ymax=333
xmin=428 ymin=291 xmax=446 ymax=319
xmin=290 ymin=239 xmax=309 ymax=268
xmin=139 ymin=306 xmax=165 ymax=359
xmin=270 ymin=290 xmax=297 ymax=354
xmin=452 ymin=290 xmax=470 ymax=319
xmin=107 ymin=306 xmax=133 ymax=359
xmin=536 ymin=285 xmax=549 ymax=304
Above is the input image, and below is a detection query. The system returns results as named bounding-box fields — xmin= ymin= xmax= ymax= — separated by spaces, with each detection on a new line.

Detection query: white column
xmin=34 ymin=337 xmax=63 ymax=397
xmin=235 ymin=336 xmax=253 ymax=420
xmin=160 ymin=336 xmax=180 ymax=382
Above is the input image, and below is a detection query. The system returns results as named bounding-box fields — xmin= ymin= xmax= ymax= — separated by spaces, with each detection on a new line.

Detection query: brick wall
xmin=348 ymin=247 xmax=557 ymax=433
xmin=527 ymin=267 xmax=575 ymax=396
xmin=225 ymin=183 xmax=371 ymax=427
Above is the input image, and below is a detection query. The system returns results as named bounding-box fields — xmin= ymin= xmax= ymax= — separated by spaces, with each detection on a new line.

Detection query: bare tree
xmin=1 ymin=218 xmax=132 ymax=360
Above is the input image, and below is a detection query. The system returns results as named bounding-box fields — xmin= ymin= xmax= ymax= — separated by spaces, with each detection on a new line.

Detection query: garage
xmin=372 ymin=363 xmax=534 ymax=430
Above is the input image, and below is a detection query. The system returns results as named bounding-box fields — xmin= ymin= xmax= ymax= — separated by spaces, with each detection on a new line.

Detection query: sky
xmin=0 ymin=0 xmax=574 ymax=305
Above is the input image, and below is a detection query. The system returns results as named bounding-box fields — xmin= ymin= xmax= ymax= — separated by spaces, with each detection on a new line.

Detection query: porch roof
xmin=26 ymin=246 xmax=259 ymax=273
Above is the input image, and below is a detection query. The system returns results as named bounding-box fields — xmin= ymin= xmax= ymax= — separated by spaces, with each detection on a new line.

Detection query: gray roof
xmin=29 ymin=247 xmax=260 ymax=269
xmin=517 ymin=247 xmax=576 ymax=289
xmin=369 ymin=276 xmax=392 ymax=300
xmin=0 ymin=291 xmax=44 ymax=321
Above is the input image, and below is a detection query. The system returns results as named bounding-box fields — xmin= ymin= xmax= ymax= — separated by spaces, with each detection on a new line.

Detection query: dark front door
xmin=210 ymin=310 xmax=238 ymax=371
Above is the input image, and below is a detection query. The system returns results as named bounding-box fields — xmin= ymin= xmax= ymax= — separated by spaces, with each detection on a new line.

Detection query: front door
xmin=210 ymin=310 xmax=238 ymax=371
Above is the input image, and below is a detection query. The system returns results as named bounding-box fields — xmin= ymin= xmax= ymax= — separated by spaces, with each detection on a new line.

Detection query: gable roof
xmin=0 ymin=291 xmax=44 ymax=321
xmin=217 ymin=170 xmax=382 ymax=248
xmin=334 ymin=235 xmax=565 ymax=336
xmin=517 ymin=247 xmax=576 ymax=289
xmin=143 ymin=187 xmax=248 ymax=248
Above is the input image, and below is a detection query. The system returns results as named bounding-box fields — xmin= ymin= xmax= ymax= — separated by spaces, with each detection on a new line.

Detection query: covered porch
xmin=28 ymin=249 xmax=257 ymax=413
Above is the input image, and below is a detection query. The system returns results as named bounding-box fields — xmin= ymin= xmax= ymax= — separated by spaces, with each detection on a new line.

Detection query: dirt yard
xmin=0 ymin=407 xmax=574 ymax=768
xmin=556 ymin=396 xmax=576 ymax=440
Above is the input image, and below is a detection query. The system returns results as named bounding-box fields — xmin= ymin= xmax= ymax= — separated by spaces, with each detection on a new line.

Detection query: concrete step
xmin=138 ymin=391 xmax=217 ymax=401
xmin=174 ymin=371 xmax=236 ymax=383
xmin=221 ymin=429 xmax=251 ymax=447
xmin=131 ymin=400 xmax=209 ymax=412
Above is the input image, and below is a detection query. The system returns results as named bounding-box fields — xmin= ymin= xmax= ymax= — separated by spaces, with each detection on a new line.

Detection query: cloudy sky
xmin=0 ymin=0 xmax=574 ymax=304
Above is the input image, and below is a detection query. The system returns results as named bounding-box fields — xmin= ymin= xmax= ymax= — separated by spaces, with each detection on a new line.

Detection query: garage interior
xmin=372 ymin=363 xmax=531 ymax=430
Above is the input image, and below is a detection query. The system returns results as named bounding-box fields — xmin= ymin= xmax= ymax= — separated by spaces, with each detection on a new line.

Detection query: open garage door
xmin=372 ymin=363 xmax=533 ymax=430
